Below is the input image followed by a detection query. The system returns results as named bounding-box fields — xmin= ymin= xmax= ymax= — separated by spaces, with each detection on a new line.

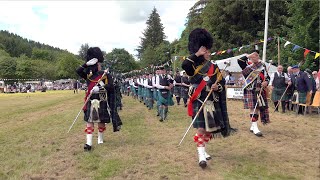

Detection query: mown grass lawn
xmin=0 ymin=91 xmax=319 ymax=179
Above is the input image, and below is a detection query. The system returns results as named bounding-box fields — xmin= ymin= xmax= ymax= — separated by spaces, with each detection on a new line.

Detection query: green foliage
xmin=78 ymin=43 xmax=89 ymax=61
xmin=57 ymin=53 xmax=83 ymax=79
xmin=31 ymin=48 xmax=57 ymax=61
xmin=137 ymin=7 xmax=166 ymax=61
xmin=0 ymin=56 xmax=17 ymax=79
xmin=104 ymin=48 xmax=139 ymax=73
xmin=282 ymin=0 xmax=319 ymax=70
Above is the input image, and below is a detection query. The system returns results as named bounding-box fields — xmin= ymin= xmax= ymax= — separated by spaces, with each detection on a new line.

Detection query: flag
xmin=303 ymin=49 xmax=311 ymax=58
xmin=284 ymin=41 xmax=291 ymax=48
xmin=292 ymin=45 xmax=301 ymax=52
xmin=315 ymin=52 xmax=320 ymax=59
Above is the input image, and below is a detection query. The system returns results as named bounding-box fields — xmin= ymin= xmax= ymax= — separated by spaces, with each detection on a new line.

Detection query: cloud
xmin=0 ymin=1 xmax=196 ymax=56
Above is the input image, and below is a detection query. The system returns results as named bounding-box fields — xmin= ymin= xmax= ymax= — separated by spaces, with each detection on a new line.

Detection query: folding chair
xmin=298 ymin=92 xmax=312 ymax=115
xmin=307 ymin=91 xmax=320 ymax=115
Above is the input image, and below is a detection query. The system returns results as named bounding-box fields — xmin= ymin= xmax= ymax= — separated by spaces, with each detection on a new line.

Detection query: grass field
xmin=0 ymin=90 xmax=319 ymax=180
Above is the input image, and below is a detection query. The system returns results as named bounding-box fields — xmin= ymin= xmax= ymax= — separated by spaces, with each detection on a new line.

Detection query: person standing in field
xmin=76 ymin=47 xmax=122 ymax=151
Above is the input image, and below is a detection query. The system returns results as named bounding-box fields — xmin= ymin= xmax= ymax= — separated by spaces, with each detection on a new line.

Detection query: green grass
xmin=0 ymin=91 xmax=319 ymax=179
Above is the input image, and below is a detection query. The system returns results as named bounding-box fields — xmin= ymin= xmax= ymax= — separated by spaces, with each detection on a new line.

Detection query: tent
xmin=212 ymin=54 xmax=277 ymax=76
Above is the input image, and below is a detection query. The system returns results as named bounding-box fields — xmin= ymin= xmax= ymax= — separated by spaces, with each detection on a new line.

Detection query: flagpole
xmin=278 ymin=36 xmax=280 ymax=65
xmin=262 ymin=0 xmax=270 ymax=62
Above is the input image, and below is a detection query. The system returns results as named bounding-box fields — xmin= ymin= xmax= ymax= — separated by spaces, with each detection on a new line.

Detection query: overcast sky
xmin=0 ymin=0 xmax=196 ymax=56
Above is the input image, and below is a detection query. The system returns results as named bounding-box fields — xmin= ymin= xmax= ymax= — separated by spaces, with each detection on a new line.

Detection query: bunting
xmin=282 ymin=37 xmax=319 ymax=60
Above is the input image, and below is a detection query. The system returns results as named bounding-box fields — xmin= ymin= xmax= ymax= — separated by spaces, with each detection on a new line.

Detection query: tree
xmin=57 ymin=53 xmax=83 ymax=79
xmin=0 ymin=56 xmax=17 ymax=79
xmin=104 ymin=48 xmax=139 ymax=73
xmin=282 ymin=0 xmax=319 ymax=70
xmin=136 ymin=7 xmax=166 ymax=60
xmin=78 ymin=43 xmax=90 ymax=61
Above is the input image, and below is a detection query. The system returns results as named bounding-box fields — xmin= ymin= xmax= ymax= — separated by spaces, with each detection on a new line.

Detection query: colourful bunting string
xmin=282 ymin=37 xmax=319 ymax=60
xmin=284 ymin=41 xmax=291 ymax=47
xmin=292 ymin=45 xmax=301 ymax=52
xmin=303 ymin=49 xmax=311 ymax=58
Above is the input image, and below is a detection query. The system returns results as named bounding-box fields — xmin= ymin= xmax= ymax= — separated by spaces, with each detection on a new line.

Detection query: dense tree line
xmin=176 ymin=0 xmax=319 ymax=70
xmin=0 ymin=30 xmax=83 ymax=80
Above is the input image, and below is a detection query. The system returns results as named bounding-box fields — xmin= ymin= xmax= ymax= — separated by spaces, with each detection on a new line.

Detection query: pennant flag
xmin=239 ymin=46 xmax=244 ymax=52
xmin=284 ymin=41 xmax=291 ymax=48
xmin=170 ymin=59 xmax=173 ymax=63
xmin=315 ymin=52 xmax=320 ymax=59
xmin=260 ymin=39 xmax=264 ymax=43
xmin=255 ymin=45 xmax=259 ymax=50
xmin=211 ymin=52 xmax=216 ymax=55
xmin=292 ymin=45 xmax=301 ymax=52
xmin=245 ymin=45 xmax=251 ymax=48
xmin=303 ymin=49 xmax=311 ymax=58
xmin=227 ymin=49 xmax=232 ymax=53
xmin=221 ymin=50 xmax=226 ymax=54
xmin=232 ymin=48 xmax=238 ymax=51
xmin=267 ymin=37 xmax=273 ymax=41
xmin=216 ymin=51 xmax=221 ymax=55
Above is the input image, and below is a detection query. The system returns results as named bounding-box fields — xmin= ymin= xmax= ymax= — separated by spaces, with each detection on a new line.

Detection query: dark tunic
xmin=173 ymin=74 xmax=182 ymax=97
xmin=182 ymin=54 xmax=231 ymax=136
xmin=158 ymin=75 xmax=174 ymax=106
xmin=76 ymin=66 xmax=122 ymax=132
xmin=181 ymin=76 xmax=190 ymax=99
xmin=271 ymin=72 xmax=289 ymax=101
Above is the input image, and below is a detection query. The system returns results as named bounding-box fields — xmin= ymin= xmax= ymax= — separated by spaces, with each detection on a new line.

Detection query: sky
xmin=0 ymin=0 xmax=196 ymax=56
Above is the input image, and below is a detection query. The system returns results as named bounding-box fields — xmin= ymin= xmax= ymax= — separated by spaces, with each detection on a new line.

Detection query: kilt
xmin=145 ymin=88 xmax=153 ymax=98
xmin=158 ymin=90 xmax=174 ymax=106
xmin=192 ymin=99 xmax=223 ymax=129
xmin=298 ymin=92 xmax=307 ymax=104
xmin=153 ymin=89 xmax=158 ymax=101
xmin=181 ymin=86 xmax=189 ymax=99
xmin=84 ymin=97 xmax=111 ymax=123
xmin=173 ymin=86 xmax=182 ymax=97
xmin=243 ymin=89 xmax=269 ymax=109
xmin=138 ymin=86 xmax=142 ymax=96
xmin=271 ymin=87 xmax=288 ymax=101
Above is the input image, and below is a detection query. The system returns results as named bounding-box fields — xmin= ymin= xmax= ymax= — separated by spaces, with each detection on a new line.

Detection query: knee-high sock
xmin=98 ymin=127 xmax=106 ymax=144
xmin=85 ymin=126 xmax=94 ymax=146
xmin=194 ymin=133 xmax=207 ymax=164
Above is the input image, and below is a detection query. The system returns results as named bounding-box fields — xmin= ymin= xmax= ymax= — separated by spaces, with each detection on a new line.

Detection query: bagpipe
xmin=178 ymin=60 xmax=231 ymax=146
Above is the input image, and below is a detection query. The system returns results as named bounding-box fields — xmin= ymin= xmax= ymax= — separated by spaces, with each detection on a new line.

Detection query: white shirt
xmin=269 ymin=71 xmax=290 ymax=86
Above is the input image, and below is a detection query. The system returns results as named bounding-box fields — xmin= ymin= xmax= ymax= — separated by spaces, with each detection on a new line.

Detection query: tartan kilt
xmin=138 ymin=86 xmax=142 ymax=96
xmin=173 ymin=86 xmax=181 ymax=97
xmin=181 ymin=86 xmax=189 ymax=99
xmin=243 ymin=89 xmax=269 ymax=109
xmin=145 ymin=88 xmax=153 ymax=98
xmin=298 ymin=92 xmax=307 ymax=104
xmin=271 ymin=87 xmax=288 ymax=101
xmin=153 ymin=89 xmax=158 ymax=101
xmin=158 ymin=90 xmax=174 ymax=106
xmin=192 ymin=100 xmax=223 ymax=129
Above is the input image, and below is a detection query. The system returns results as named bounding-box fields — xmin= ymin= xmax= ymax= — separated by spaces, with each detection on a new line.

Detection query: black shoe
xmin=199 ymin=161 xmax=207 ymax=169
xmin=156 ymin=113 xmax=160 ymax=116
xmin=159 ymin=118 xmax=163 ymax=122
xmin=254 ymin=132 xmax=263 ymax=137
xmin=84 ymin=144 xmax=92 ymax=151
xmin=184 ymin=104 xmax=187 ymax=107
